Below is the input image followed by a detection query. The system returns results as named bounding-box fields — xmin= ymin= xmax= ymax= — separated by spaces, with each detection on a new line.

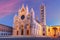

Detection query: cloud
xmin=0 ymin=0 xmax=20 ymax=18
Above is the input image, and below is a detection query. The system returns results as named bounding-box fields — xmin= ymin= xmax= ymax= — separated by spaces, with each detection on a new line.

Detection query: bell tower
xmin=40 ymin=2 xmax=46 ymax=36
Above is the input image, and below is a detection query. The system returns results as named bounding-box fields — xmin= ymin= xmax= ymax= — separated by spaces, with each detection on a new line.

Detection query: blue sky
xmin=0 ymin=0 xmax=60 ymax=27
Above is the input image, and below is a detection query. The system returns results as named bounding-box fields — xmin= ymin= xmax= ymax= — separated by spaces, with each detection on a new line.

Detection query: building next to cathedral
xmin=46 ymin=25 xmax=60 ymax=38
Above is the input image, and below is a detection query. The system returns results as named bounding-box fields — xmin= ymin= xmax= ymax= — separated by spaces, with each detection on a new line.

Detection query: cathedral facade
xmin=13 ymin=4 xmax=46 ymax=37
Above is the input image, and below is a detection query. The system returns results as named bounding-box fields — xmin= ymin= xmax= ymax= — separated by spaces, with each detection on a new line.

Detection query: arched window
xmin=48 ymin=28 xmax=50 ymax=32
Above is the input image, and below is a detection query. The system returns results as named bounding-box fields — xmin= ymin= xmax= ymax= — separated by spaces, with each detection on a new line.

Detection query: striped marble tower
xmin=40 ymin=2 xmax=46 ymax=36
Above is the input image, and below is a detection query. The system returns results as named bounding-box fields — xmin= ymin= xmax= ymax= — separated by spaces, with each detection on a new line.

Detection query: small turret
xmin=14 ymin=14 xmax=17 ymax=24
xmin=30 ymin=8 xmax=35 ymax=19
xmin=26 ymin=5 xmax=29 ymax=15
xmin=22 ymin=4 xmax=25 ymax=8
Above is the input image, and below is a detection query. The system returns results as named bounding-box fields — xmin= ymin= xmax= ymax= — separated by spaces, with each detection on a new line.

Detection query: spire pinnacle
xmin=22 ymin=4 xmax=24 ymax=8
xmin=31 ymin=8 xmax=34 ymax=13
xmin=41 ymin=0 xmax=45 ymax=6
xmin=26 ymin=5 xmax=29 ymax=14
xmin=26 ymin=4 xmax=28 ymax=9
xmin=30 ymin=8 xmax=35 ymax=19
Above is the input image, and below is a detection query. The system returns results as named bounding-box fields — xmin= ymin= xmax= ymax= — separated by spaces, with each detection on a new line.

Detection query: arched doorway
xmin=20 ymin=25 xmax=24 ymax=35
xmin=17 ymin=31 xmax=18 ymax=35
xmin=21 ymin=29 xmax=24 ymax=35
xmin=26 ymin=30 xmax=30 ymax=35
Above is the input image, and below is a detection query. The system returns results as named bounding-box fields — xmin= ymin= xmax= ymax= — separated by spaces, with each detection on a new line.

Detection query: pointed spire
xmin=31 ymin=8 xmax=34 ymax=13
xmin=30 ymin=8 xmax=35 ymax=19
xmin=22 ymin=4 xmax=24 ymax=8
xmin=26 ymin=5 xmax=28 ymax=10
xmin=41 ymin=0 xmax=45 ymax=6
xmin=26 ymin=5 xmax=29 ymax=14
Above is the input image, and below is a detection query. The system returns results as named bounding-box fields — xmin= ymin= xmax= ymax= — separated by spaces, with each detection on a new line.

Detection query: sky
xmin=0 ymin=0 xmax=60 ymax=27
